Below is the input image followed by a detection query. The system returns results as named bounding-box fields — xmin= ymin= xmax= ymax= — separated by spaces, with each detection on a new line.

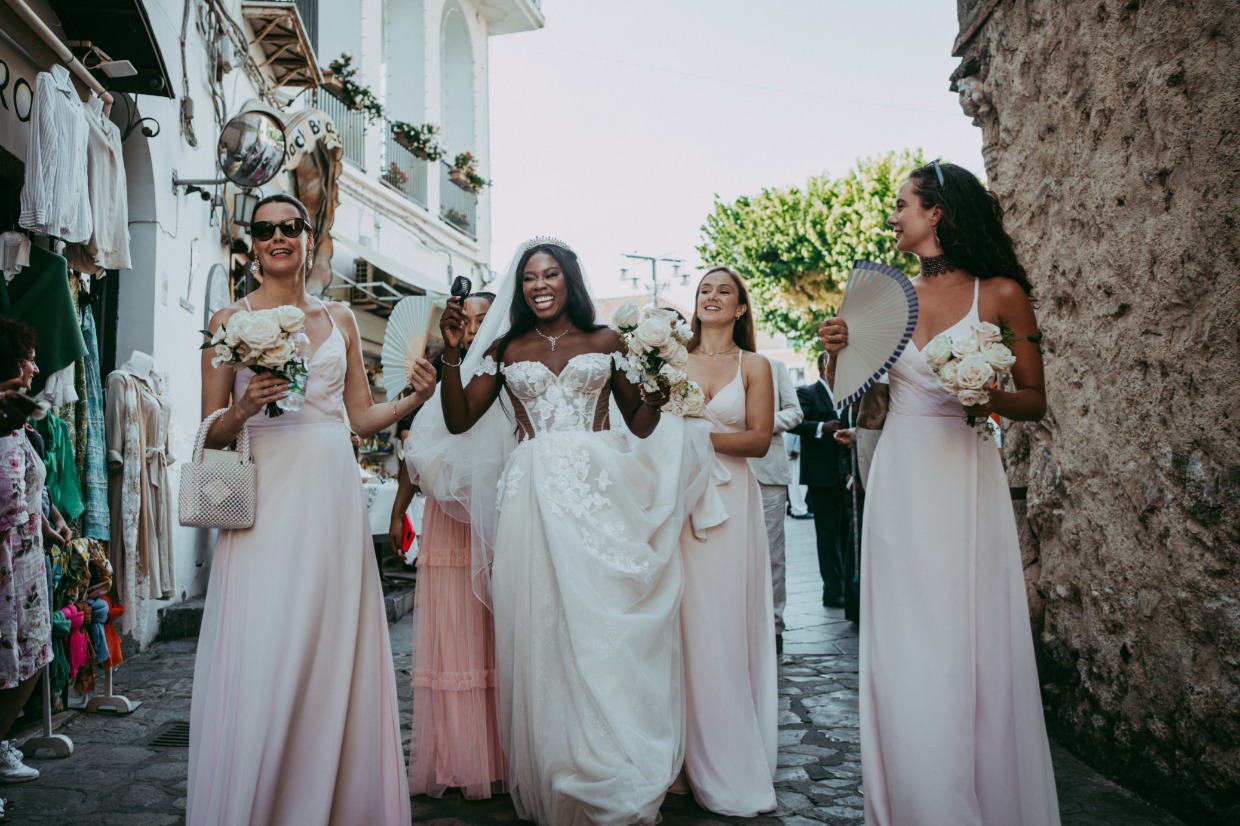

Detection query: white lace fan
xmin=381 ymin=297 xmax=445 ymax=401
xmin=832 ymin=261 xmax=919 ymax=411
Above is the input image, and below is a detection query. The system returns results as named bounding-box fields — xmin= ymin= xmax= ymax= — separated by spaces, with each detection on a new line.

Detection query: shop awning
xmin=47 ymin=0 xmax=174 ymax=97
xmin=240 ymin=1 xmax=323 ymax=89
xmin=325 ymin=237 xmax=445 ymax=316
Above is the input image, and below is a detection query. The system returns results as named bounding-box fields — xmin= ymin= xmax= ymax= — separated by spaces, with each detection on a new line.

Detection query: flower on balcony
xmin=448 ymin=151 xmax=491 ymax=193
xmin=325 ymin=54 xmax=385 ymax=123
xmin=442 ymin=207 xmax=471 ymax=232
xmin=391 ymin=121 xmax=446 ymax=161
xmin=381 ymin=161 xmax=408 ymax=187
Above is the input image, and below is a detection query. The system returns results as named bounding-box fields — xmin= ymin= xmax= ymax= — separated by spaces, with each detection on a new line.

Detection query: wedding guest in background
xmin=746 ymin=358 xmax=803 ymax=656
xmin=784 ymin=431 xmax=812 ymax=518
xmin=389 ymin=290 xmax=508 ymax=800
xmin=680 ymin=266 xmax=777 ymax=816
xmin=821 ymin=160 xmax=1059 ymax=824
xmin=791 ymin=352 xmax=850 ymax=608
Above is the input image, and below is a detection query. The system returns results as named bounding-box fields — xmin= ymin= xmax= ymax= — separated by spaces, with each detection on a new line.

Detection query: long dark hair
xmin=689 ymin=266 xmax=758 ymax=353
xmin=909 ymin=161 xmax=1033 ymax=296
xmin=0 ymin=317 xmax=37 ymax=383
xmin=496 ymin=244 xmax=600 ymax=359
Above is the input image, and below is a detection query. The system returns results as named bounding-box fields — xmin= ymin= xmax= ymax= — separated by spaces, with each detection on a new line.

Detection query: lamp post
xmin=622 ymin=252 xmax=687 ymax=307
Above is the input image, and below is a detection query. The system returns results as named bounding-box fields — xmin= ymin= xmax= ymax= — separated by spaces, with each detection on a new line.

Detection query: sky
xmin=487 ymin=0 xmax=983 ymax=311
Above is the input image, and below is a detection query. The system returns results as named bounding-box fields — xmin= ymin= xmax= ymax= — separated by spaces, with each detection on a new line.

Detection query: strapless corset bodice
xmin=500 ymin=352 xmax=615 ymax=440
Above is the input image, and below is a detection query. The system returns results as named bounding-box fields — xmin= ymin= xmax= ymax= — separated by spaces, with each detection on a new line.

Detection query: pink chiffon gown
xmin=407 ymin=496 xmax=508 ymax=798
xmin=188 ymin=302 xmax=410 ymax=826
xmin=860 ymin=278 xmax=1060 ymax=825
xmin=678 ymin=352 xmax=778 ymax=816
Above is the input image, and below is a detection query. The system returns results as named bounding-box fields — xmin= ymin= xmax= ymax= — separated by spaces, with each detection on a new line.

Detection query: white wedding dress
xmin=487 ymin=352 xmax=714 ymax=826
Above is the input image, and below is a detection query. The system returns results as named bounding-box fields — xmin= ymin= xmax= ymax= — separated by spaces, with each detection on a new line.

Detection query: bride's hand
xmin=819 ymin=318 xmax=848 ymax=354
xmin=641 ymin=385 xmax=669 ymax=409
xmin=440 ymin=297 xmax=466 ymax=351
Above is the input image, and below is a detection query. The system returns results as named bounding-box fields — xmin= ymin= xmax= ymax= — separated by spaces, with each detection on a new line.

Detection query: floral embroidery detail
xmin=498 ymin=462 xmax=525 ymax=505
xmin=474 ymin=355 xmax=498 ymax=377
xmin=502 ymin=354 xmax=612 ymax=438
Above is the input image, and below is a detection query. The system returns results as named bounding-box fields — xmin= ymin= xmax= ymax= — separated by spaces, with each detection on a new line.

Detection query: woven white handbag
xmin=178 ymin=408 xmax=256 ymax=529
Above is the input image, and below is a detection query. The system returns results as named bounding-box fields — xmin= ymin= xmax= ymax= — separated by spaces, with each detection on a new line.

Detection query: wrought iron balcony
xmin=310 ymin=87 xmax=366 ymax=169
xmin=380 ymin=128 xmax=431 ymax=209
xmin=440 ymin=164 xmax=478 ymax=240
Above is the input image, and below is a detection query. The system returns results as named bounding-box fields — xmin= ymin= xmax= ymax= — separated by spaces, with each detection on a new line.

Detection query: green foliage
xmin=327 ymin=54 xmax=385 ymax=123
xmin=697 ymin=149 xmax=925 ymax=352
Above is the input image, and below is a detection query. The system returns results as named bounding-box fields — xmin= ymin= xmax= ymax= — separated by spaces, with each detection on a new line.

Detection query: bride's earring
xmin=249 ymin=257 xmax=261 ymax=278
xmin=306 ymin=248 xmax=314 ymax=272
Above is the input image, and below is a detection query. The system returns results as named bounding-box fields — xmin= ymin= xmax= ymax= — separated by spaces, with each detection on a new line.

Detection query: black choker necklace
xmin=919 ymin=254 xmax=956 ymax=276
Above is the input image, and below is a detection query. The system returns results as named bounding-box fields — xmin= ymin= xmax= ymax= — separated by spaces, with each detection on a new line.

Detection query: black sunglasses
xmin=251 ymin=217 xmax=307 ymax=241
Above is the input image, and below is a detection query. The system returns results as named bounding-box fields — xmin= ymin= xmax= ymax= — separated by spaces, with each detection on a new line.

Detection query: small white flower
xmin=672 ymin=320 xmax=693 ymax=343
xmin=211 ymin=343 xmax=234 ymax=369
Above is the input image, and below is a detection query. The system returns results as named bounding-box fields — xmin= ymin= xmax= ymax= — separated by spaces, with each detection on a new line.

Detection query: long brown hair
xmin=689 ymin=266 xmax=757 ymax=353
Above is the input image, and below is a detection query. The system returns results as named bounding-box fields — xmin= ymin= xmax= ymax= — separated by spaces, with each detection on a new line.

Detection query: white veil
xmin=405 ymin=236 xmax=608 ymax=608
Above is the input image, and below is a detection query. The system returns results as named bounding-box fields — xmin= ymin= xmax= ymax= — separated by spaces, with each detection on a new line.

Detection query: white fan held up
xmin=832 ymin=261 xmax=919 ymax=411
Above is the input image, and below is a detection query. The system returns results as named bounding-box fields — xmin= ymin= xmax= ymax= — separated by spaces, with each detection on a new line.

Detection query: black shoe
xmin=775 ymin=633 xmax=783 ymax=656
xmin=823 ymin=595 xmax=845 ymax=609
xmin=791 ymin=513 xmax=814 ymax=520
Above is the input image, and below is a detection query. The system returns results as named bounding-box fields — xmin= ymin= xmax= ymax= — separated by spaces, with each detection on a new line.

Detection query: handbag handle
xmin=193 ymin=408 xmax=252 ymax=463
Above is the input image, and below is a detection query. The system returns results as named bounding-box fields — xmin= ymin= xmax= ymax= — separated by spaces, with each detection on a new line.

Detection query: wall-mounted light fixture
xmin=233 ymin=190 xmax=260 ymax=228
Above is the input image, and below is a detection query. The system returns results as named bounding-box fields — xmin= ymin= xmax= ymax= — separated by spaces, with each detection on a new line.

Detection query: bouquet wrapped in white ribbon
xmin=201 ymin=305 xmax=310 ymax=416
xmin=610 ymin=304 xmax=707 ymax=418
xmin=923 ymin=321 xmax=1017 ymax=435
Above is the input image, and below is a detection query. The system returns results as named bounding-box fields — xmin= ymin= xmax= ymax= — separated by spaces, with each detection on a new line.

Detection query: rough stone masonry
xmin=949 ymin=1 xmax=1239 ymax=823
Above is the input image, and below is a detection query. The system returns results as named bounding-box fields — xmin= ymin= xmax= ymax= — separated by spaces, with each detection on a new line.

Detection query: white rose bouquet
xmin=610 ymin=304 xmax=706 ymax=417
xmin=924 ymin=322 xmax=1022 ymax=436
xmin=201 ymin=305 xmax=310 ymax=417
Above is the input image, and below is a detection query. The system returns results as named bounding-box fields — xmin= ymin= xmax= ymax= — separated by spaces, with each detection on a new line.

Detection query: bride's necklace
xmin=534 ymin=322 xmax=574 ymax=351
xmin=919 ymin=253 xmax=957 ymax=276
xmin=699 ymin=346 xmax=739 ymax=357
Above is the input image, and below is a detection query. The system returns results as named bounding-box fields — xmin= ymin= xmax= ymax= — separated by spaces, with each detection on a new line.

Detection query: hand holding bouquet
xmin=923 ymin=321 xmax=1018 ymax=435
xmin=202 ymin=305 xmax=311 ymax=417
xmin=611 ymin=305 xmax=706 ymax=417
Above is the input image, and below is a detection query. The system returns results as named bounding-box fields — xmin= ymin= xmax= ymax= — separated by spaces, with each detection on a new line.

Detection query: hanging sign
xmin=0 ymin=30 xmax=39 ymax=160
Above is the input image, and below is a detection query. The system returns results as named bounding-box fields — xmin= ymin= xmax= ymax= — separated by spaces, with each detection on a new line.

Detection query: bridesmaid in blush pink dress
xmin=678 ymin=267 xmax=778 ymax=817
xmin=390 ymin=293 xmax=508 ymax=800
xmin=823 ymin=162 xmax=1059 ymax=825
xmin=189 ymin=195 xmax=437 ymax=826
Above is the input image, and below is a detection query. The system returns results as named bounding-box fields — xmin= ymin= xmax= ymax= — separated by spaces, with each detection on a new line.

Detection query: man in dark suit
xmin=791 ymin=352 xmax=851 ymax=608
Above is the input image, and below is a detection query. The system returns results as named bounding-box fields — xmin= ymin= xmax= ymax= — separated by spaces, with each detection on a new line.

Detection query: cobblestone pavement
xmin=9 ymin=518 xmax=1184 ymax=824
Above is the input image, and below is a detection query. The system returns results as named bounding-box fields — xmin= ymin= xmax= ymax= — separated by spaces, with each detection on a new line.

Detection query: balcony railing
xmin=440 ymin=164 xmax=478 ymax=240
xmin=311 ymin=87 xmax=366 ymax=169
xmin=381 ymin=128 xmax=430 ymax=208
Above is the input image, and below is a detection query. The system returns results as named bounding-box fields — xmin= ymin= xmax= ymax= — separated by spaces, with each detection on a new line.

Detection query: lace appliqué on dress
xmin=474 ymin=355 xmax=498 ymax=377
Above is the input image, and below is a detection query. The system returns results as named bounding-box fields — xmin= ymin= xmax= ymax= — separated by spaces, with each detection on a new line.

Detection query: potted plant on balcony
xmin=381 ymin=161 xmax=408 ymax=188
xmin=442 ymin=207 xmax=471 ymax=232
xmin=324 ymin=54 xmax=385 ymax=123
xmin=391 ymin=121 xmax=445 ymax=161
xmin=448 ymin=151 xmax=490 ymax=193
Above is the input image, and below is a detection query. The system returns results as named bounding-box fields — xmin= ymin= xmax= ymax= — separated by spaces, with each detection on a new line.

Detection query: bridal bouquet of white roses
xmin=611 ymin=304 xmax=706 ymax=418
xmin=923 ymin=321 xmax=1017 ymax=435
xmin=201 ymin=305 xmax=311 ymax=416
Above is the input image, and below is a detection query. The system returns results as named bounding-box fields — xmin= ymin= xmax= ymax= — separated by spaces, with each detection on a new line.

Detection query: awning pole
xmin=2 ymin=0 xmax=116 ymax=116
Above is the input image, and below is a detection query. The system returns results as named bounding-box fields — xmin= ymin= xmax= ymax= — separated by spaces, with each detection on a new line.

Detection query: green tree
xmin=698 ymin=149 xmax=924 ymax=351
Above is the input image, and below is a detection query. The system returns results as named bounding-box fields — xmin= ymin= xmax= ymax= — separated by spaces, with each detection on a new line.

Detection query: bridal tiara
xmin=520 ymin=235 xmax=575 ymax=254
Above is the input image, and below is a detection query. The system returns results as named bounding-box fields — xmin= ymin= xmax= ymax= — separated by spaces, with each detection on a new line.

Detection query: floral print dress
xmin=0 ymin=431 xmax=52 ymax=689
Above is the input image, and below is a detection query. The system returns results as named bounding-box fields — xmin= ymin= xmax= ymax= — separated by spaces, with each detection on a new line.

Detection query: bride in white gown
xmin=408 ymin=238 xmax=720 ymax=826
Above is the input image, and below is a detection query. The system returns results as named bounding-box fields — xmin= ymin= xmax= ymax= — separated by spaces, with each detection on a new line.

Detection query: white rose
xmin=980 ymin=341 xmax=1016 ymax=372
xmin=224 ymin=312 xmax=251 ymax=347
xmin=922 ymin=333 xmax=955 ymax=368
xmin=631 ymin=317 xmax=672 ymax=352
xmin=680 ymin=383 xmax=707 ymax=417
xmin=257 ymin=338 xmax=296 ymax=369
xmin=936 ymin=360 xmax=961 ymax=392
xmin=667 ymin=343 xmax=689 ymax=369
xmin=242 ymin=311 xmax=282 ymax=350
xmin=658 ymin=363 xmax=687 ymax=385
xmin=973 ymin=322 xmax=1002 ymax=345
xmin=951 ymin=334 xmax=980 ymax=358
xmin=955 ymin=352 xmax=995 ymax=390
xmin=612 ymin=304 xmax=640 ymax=331
xmin=276 ymin=305 xmax=306 ymax=332
xmin=211 ymin=343 xmax=234 ymax=369
xmin=958 ymin=388 xmax=990 ymax=407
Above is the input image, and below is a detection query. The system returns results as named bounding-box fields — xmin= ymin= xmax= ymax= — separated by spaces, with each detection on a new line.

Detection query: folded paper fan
xmin=381 ymin=297 xmax=445 ymax=401
xmin=832 ymin=261 xmax=918 ymax=411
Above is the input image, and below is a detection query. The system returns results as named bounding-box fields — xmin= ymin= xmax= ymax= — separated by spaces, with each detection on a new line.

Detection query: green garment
xmin=33 ymin=414 xmax=85 ymax=522
xmin=0 ymin=245 xmax=86 ymax=395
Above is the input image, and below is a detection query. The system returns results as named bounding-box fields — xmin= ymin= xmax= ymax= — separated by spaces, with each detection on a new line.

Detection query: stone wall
xmin=951 ymin=1 xmax=1239 ymax=822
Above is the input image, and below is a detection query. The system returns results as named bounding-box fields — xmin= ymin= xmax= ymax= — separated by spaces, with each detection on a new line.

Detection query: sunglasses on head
xmin=250 ymin=217 xmax=307 ymax=241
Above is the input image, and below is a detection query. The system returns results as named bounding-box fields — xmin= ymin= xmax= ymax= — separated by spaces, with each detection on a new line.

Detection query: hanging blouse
xmin=65 ymin=94 xmax=131 ymax=273
xmin=19 ymin=65 xmax=91 ymax=242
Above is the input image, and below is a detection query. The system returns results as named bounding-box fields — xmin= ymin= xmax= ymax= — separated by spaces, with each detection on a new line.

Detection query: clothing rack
xmin=19 ymin=666 xmax=73 ymax=759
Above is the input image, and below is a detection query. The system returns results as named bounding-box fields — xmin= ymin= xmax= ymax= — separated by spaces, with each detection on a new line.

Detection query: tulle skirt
xmin=409 ymin=497 xmax=508 ymax=799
